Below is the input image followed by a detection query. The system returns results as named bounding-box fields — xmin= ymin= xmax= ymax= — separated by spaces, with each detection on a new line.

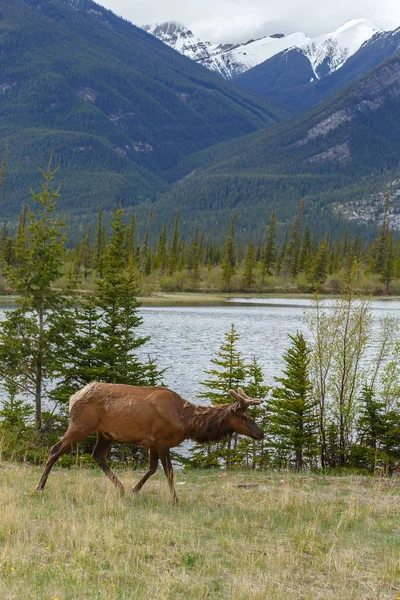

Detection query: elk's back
xmin=69 ymin=382 xmax=186 ymax=448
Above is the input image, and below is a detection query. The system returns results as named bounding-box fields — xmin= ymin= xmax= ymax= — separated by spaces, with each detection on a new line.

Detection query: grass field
xmin=0 ymin=465 xmax=399 ymax=600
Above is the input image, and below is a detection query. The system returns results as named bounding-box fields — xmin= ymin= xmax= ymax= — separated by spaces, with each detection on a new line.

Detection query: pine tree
xmin=155 ymin=225 xmax=168 ymax=273
xmin=80 ymin=229 xmax=92 ymax=282
xmin=191 ymin=323 xmax=248 ymax=468
xmin=355 ymin=384 xmax=400 ymax=472
xmin=236 ymin=357 xmax=270 ymax=469
xmin=298 ymin=226 xmax=313 ymax=275
xmin=0 ymin=164 xmax=74 ymax=433
xmin=140 ymin=212 xmax=154 ymax=275
xmin=94 ymin=207 xmax=106 ymax=278
xmin=276 ymin=230 xmax=288 ymax=275
xmin=221 ymin=215 xmax=237 ymax=289
xmin=168 ymin=211 xmax=180 ymax=274
xmin=127 ymin=212 xmax=137 ymax=267
xmin=374 ymin=192 xmax=390 ymax=274
xmin=187 ymin=227 xmax=201 ymax=284
xmin=270 ymin=332 xmax=318 ymax=471
xmin=242 ymin=242 xmax=256 ymax=289
xmin=54 ymin=207 xmax=163 ymax=404
xmin=381 ymin=231 xmax=394 ymax=292
xmin=310 ymin=235 xmax=329 ymax=287
xmin=283 ymin=200 xmax=304 ymax=277
xmin=262 ymin=212 xmax=277 ymax=277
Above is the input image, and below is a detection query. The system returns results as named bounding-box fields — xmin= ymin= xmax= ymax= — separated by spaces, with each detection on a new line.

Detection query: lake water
xmin=137 ymin=298 xmax=400 ymax=402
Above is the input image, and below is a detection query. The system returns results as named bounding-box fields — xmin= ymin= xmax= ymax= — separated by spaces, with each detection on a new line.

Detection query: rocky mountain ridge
xmin=143 ymin=19 xmax=381 ymax=80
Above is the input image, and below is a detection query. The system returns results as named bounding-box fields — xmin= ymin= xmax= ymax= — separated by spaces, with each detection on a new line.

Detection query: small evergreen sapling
xmin=190 ymin=323 xmax=247 ymax=468
xmin=270 ymin=332 xmax=318 ymax=470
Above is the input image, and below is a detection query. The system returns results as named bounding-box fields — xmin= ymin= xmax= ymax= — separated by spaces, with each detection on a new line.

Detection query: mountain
xmin=235 ymin=22 xmax=400 ymax=113
xmin=0 ymin=0 xmax=288 ymax=219
xmin=143 ymin=19 xmax=380 ymax=83
xmin=142 ymin=22 xmax=310 ymax=79
xmin=297 ymin=19 xmax=381 ymax=79
xmin=156 ymin=53 xmax=400 ymax=237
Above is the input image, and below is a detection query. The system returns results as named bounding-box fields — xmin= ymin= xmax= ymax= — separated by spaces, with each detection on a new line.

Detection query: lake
xmin=137 ymin=297 xmax=400 ymax=402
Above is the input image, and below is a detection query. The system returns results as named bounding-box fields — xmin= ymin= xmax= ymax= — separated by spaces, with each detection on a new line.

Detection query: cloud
xmin=97 ymin=0 xmax=400 ymax=42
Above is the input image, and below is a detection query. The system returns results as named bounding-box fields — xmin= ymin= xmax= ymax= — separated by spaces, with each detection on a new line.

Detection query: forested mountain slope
xmin=158 ymin=55 xmax=400 ymax=237
xmin=0 ymin=0 xmax=288 ymax=218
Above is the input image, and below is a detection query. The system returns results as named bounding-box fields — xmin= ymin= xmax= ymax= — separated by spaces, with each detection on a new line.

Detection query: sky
xmin=95 ymin=0 xmax=400 ymax=42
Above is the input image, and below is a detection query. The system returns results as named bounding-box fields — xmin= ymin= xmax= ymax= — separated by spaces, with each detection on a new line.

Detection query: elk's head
xmin=228 ymin=388 xmax=264 ymax=440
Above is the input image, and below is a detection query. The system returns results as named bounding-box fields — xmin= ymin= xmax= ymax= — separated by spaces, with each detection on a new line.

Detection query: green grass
xmin=0 ymin=465 xmax=399 ymax=599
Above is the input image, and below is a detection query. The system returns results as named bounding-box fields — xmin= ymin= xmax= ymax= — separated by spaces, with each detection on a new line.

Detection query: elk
xmin=37 ymin=383 xmax=264 ymax=502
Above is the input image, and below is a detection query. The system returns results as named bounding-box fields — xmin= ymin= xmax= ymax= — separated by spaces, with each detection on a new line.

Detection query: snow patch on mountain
xmin=142 ymin=22 xmax=310 ymax=78
xmin=143 ymin=19 xmax=382 ymax=81
xmin=228 ymin=32 xmax=311 ymax=74
xmin=299 ymin=19 xmax=382 ymax=79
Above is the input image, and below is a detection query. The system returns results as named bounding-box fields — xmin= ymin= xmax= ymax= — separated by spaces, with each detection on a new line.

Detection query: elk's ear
xmin=230 ymin=402 xmax=241 ymax=413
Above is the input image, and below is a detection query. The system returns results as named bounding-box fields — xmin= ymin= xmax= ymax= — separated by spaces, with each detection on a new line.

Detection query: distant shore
xmin=138 ymin=291 xmax=400 ymax=307
xmin=1 ymin=291 xmax=400 ymax=309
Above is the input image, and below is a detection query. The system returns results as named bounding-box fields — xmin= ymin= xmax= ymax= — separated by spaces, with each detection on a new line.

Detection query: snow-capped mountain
xmin=235 ymin=23 xmax=399 ymax=113
xmin=301 ymin=19 xmax=382 ymax=79
xmin=142 ymin=19 xmax=381 ymax=80
xmin=142 ymin=22 xmax=311 ymax=79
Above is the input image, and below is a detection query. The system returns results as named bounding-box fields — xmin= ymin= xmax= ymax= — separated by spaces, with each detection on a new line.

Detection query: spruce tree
xmin=355 ymin=384 xmax=400 ymax=472
xmin=236 ymin=357 xmax=270 ymax=469
xmin=94 ymin=207 xmax=106 ymax=278
xmin=242 ymin=242 xmax=256 ymax=289
xmin=140 ymin=211 xmax=154 ymax=275
xmin=374 ymin=192 xmax=390 ymax=274
xmin=191 ymin=323 xmax=248 ymax=468
xmin=221 ymin=215 xmax=237 ymax=289
xmin=0 ymin=165 xmax=74 ymax=433
xmin=127 ymin=212 xmax=137 ymax=266
xmin=299 ymin=226 xmax=313 ymax=275
xmin=80 ymin=229 xmax=92 ymax=282
xmin=270 ymin=332 xmax=318 ymax=471
xmin=310 ymin=236 xmax=329 ymax=287
xmin=381 ymin=231 xmax=394 ymax=292
xmin=187 ymin=227 xmax=201 ymax=284
xmin=155 ymin=225 xmax=168 ymax=273
xmin=262 ymin=211 xmax=277 ymax=277
xmin=55 ymin=207 xmax=162 ymax=399
xmin=168 ymin=211 xmax=180 ymax=274
xmin=283 ymin=200 xmax=304 ymax=277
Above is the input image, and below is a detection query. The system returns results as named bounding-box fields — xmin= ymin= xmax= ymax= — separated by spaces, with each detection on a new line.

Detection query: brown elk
xmin=37 ymin=383 xmax=264 ymax=502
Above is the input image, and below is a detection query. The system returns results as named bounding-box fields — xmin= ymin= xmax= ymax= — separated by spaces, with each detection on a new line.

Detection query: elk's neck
xmin=182 ymin=401 xmax=233 ymax=443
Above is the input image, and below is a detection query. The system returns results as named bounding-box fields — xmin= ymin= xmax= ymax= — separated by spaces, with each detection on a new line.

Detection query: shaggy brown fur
xmin=182 ymin=402 xmax=235 ymax=443
xmin=37 ymin=383 xmax=263 ymax=502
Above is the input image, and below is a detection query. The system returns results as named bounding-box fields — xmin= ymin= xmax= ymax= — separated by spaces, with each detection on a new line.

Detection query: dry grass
xmin=0 ymin=465 xmax=399 ymax=600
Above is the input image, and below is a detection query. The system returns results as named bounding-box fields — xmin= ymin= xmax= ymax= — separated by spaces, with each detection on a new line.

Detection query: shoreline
xmin=1 ymin=292 xmax=400 ymax=309
xmin=138 ymin=291 xmax=400 ymax=307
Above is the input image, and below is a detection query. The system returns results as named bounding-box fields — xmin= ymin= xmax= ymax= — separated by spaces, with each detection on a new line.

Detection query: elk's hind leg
xmin=36 ymin=425 xmax=92 ymax=491
xmin=92 ymin=433 xmax=124 ymax=493
xmin=132 ymin=449 xmax=159 ymax=495
xmin=160 ymin=449 xmax=178 ymax=504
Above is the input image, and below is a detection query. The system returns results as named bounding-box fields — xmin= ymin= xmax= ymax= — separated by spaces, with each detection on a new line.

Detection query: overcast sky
xmin=95 ymin=0 xmax=400 ymax=42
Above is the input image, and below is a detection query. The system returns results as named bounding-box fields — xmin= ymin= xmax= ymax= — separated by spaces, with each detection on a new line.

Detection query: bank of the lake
xmin=139 ymin=291 xmax=400 ymax=307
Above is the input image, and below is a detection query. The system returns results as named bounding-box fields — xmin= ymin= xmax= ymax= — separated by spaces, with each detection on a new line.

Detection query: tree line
xmin=2 ymin=194 xmax=397 ymax=295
